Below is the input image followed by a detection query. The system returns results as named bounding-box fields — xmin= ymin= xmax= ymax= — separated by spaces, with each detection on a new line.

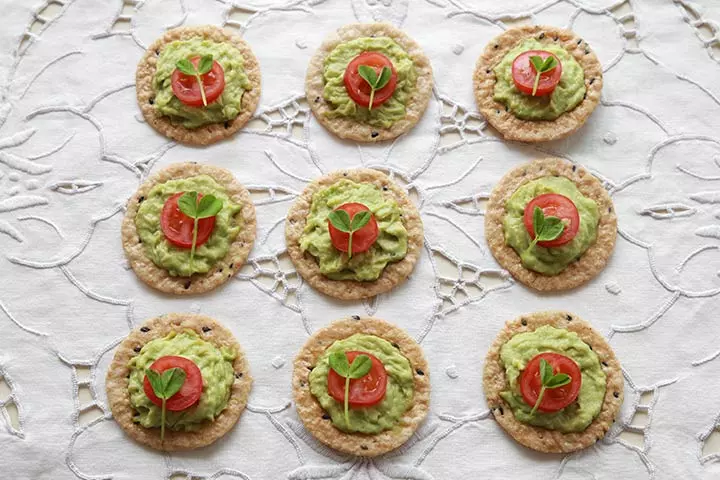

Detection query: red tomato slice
xmin=523 ymin=193 xmax=580 ymax=248
xmin=520 ymin=352 xmax=582 ymax=413
xmin=143 ymin=356 xmax=203 ymax=412
xmin=160 ymin=192 xmax=216 ymax=249
xmin=327 ymin=202 xmax=379 ymax=254
xmin=511 ymin=50 xmax=562 ymax=96
xmin=171 ymin=56 xmax=226 ymax=107
xmin=343 ymin=52 xmax=398 ymax=109
xmin=327 ymin=351 xmax=387 ymax=407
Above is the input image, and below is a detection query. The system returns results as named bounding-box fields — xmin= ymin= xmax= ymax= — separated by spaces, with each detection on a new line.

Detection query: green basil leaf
xmin=529 ymin=55 xmax=545 ymax=73
xmin=145 ymin=369 xmax=164 ymax=397
xmin=175 ymin=58 xmax=197 ymax=76
xmin=537 ymin=216 xmax=564 ymax=241
xmin=196 ymin=195 xmax=223 ymax=219
xmin=541 ymin=56 xmax=557 ymax=72
xmin=539 ymin=359 xmax=553 ymax=385
xmin=161 ymin=367 xmax=186 ymax=399
xmin=532 ymin=206 xmax=544 ymax=240
xmin=347 ymin=354 xmax=372 ymax=379
xmin=349 ymin=210 xmax=371 ymax=232
xmin=328 ymin=351 xmax=350 ymax=377
xmin=545 ymin=373 xmax=571 ymax=389
xmin=358 ymin=65 xmax=378 ymax=87
xmin=178 ymin=191 xmax=199 ymax=218
xmin=328 ymin=209 xmax=352 ymax=233
xmin=197 ymin=55 xmax=214 ymax=75
xmin=375 ymin=66 xmax=392 ymax=90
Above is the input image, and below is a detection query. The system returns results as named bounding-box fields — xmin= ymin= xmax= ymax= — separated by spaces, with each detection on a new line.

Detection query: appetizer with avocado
xmin=285 ymin=169 xmax=423 ymax=300
xmin=293 ymin=317 xmax=430 ymax=456
xmin=485 ymin=158 xmax=616 ymax=291
xmin=484 ymin=311 xmax=623 ymax=453
xmin=137 ymin=25 xmax=261 ymax=145
xmin=122 ymin=163 xmax=256 ymax=295
xmin=106 ymin=313 xmax=252 ymax=451
xmin=306 ymin=23 xmax=433 ymax=142
xmin=474 ymin=26 xmax=602 ymax=142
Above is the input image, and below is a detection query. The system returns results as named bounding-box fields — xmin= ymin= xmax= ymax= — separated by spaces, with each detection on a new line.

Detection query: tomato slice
xmin=143 ymin=356 xmax=203 ymax=412
xmin=327 ymin=202 xmax=379 ymax=254
xmin=511 ymin=50 xmax=563 ymax=96
xmin=160 ymin=192 xmax=216 ymax=249
xmin=520 ymin=352 xmax=582 ymax=413
xmin=523 ymin=193 xmax=580 ymax=248
xmin=343 ymin=52 xmax=398 ymax=109
xmin=327 ymin=351 xmax=387 ymax=407
xmin=171 ymin=56 xmax=226 ymax=107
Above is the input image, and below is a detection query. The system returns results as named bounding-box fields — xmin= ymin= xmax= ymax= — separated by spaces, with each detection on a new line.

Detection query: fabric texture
xmin=1 ymin=0 xmax=720 ymax=478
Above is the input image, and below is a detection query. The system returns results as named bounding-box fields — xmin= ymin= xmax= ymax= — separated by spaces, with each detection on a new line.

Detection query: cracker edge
xmin=483 ymin=310 xmax=623 ymax=453
xmin=484 ymin=157 xmax=617 ymax=291
xmin=106 ymin=313 xmax=253 ymax=451
xmin=305 ymin=22 xmax=434 ymax=143
xmin=292 ymin=317 xmax=430 ymax=457
xmin=136 ymin=25 xmax=262 ymax=146
xmin=473 ymin=25 xmax=603 ymax=143
xmin=121 ymin=162 xmax=257 ymax=295
xmin=285 ymin=168 xmax=423 ymax=300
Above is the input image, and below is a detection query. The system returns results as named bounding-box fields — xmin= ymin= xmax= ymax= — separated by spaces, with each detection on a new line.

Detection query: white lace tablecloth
xmin=1 ymin=0 xmax=720 ymax=478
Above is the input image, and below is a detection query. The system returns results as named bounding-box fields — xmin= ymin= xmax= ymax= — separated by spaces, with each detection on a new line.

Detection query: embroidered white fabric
xmin=1 ymin=0 xmax=720 ymax=478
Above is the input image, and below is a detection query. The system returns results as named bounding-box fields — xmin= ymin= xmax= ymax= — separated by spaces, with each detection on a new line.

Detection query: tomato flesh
xmin=520 ymin=352 xmax=582 ymax=413
xmin=171 ymin=56 xmax=225 ymax=107
xmin=161 ymin=192 xmax=216 ymax=249
xmin=328 ymin=351 xmax=387 ymax=407
xmin=343 ymin=52 xmax=398 ymax=108
xmin=511 ymin=50 xmax=562 ymax=96
xmin=523 ymin=193 xmax=580 ymax=248
xmin=328 ymin=202 xmax=379 ymax=254
xmin=143 ymin=356 xmax=203 ymax=412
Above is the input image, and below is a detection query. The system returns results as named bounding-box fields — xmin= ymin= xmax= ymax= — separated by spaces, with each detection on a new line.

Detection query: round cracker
xmin=285 ymin=168 xmax=423 ymax=300
xmin=292 ymin=317 xmax=430 ymax=457
xmin=122 ymin=162 xmax=256 ymax=295
xmin=473 ymin=25 xmax=602 ymax=142
xmin=136 ymin=25 xmax=261 ymax=146
xmin=483 ymin=311 xmax=623 ymax=453
xmin=485 ymin=157 xmax=616 ymax=291
xmin=106 ymin=313 xmax=253 ymax=451
xmin=305 ymin=23 xmax=433 ymax=143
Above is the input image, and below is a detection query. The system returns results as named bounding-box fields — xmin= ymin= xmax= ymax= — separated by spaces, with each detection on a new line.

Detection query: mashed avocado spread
xmin=299 ymin=180 xmax=407 ymax=281
xmin=135 ymin=175 xmax=242 ymax=277
xmin=309 ymin=334 xmax=414 ymax=434
xmin=323 ymin=37 xmax=417 ymax=128
xmin=494 ymin=39 xmax=585 ymax=120
xmin=503 ymin=176 xmax=599 ymax=275
xmin=128 ymin=330 xmax=236 ymax=431
xmin=499 ymin=326 xmax=606 ymax=433
xmin=154 ymin=37 xmax=252 ymax=129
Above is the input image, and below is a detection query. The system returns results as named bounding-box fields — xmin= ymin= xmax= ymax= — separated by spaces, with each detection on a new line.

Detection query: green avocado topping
xmin=153 ymin=37 xmax=252 ymax=129
xmin=135 ymin=175 xmax=242 ymax=277
xmin=499 ymin=325 xmax=606 ymax=433
xmin=503 ymin=176 xmax=599 ymax=275
xmin=323 ymin=37 xmax=417 ymax=128
xmin=309 ymin=334 xmax=414 ymax=434
xmin=493 ymin=39 xmax=586 ymax=120
xmin=299 ymin=179 xmax=408 ymax=281
xmin=127 ymin=330 xmax=236 ymax=431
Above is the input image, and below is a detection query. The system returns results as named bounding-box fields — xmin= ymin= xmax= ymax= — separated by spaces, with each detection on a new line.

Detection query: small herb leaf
xmin=328 ymin=210 xmax=352 ymax=233
xmin=178 ymin=191 xmax=199 ymax=218
xmin=145 ymin=369 xmax=164 ymax=396
xmin=537 ymin=217 xmax=564 ymax=241
xmin=358 ymin=65 xmax=378 ymax=86
xmin=375 ymin=66 xmax=392 ymax=90
xmin=532 ymin=206 xmax=544 ymax=238
xmin=349 ymin=211 xmax=371 ymax=231
xmin=347 ymin=354 xmax=372 ymax=379
xmin=530 ymin=359 xmax=575 ymax=416
xmin=175 ymin=58 xmax=197 ymax=76
xmin=530 ymin=55 xmax=545 ymax=73
xmin=197 ymin=55 xmax=213 ymax=75
xmin=542 ymin=56 xmax=557 ymax=71
xmin=196 ymin=195 xmax=223 ymax=219
xmin=545 ymin=373 xmax=571 ymax=388
xmin=328 ymin=351 xmax=350 ymax=377
xmin=161 ymin=368 xmax=186 ymax=399
xmin=539 ymin=359 xmax=553 ymax=385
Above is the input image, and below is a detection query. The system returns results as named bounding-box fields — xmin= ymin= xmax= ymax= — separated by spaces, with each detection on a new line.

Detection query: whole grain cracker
xmin=306 ymin=23 xmax=433 ymax=143
xmin=136 ymin=25 xmax=261 ymax=146
xmin=483 ymin=311 xmax=623 ymax=453
xmin=485 ymin=157 xmax=616 ymax=291
xmin=473 ymin=25 xmax=602 ymax=142
xmin=122 ymin=162 xmax=256 ymax=295
xmin=106 ymin=313 xmax=253 ymax=451
xmin=285 ymin=169 xmax=423 ymax=300
xmin=293 ymin=317 xmax=430 ymax=457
